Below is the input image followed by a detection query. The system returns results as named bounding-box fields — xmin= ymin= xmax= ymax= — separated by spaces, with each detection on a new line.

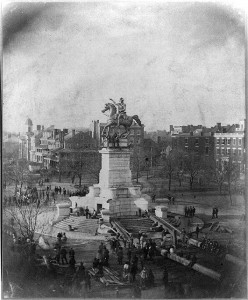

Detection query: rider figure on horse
xmin=110 ymin=98 xmax=126 ymax=126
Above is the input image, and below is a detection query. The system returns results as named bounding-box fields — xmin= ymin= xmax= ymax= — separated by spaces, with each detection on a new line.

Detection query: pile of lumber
xmin=209 ymin=222 xmax=233 ymax=233
xmin=88 ymin=267 xmax=128 ymax=286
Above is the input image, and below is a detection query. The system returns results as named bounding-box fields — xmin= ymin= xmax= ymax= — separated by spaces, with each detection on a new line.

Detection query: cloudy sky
xmin=3 ymin=1 xmax=245 ymax=133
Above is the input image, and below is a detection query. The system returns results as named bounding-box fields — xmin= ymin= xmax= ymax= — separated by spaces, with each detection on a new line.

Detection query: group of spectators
xmin=184 ymin=206 xmax=196 ymax=217
xmin=69 ymin=186 xmax=89 ymax=197
xmin=212 ymin=207 xmax=219 ymax=218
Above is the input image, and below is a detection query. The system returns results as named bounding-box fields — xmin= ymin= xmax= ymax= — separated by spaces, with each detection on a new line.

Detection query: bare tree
xmin=3 ymin=201 xmax=49 ymax=254
xmin=209 ymin=159 xmax=226 ymax=194
xmin=183 ymin=152 xmax=204 ymax=190
xmin=130 ymin=146 xmax=145 ymax=183
xmin=225 ymin=158 xmax=240 ymax=205
xmin=3 ymin=158 xmax=30 ymax=195
xmin=66 ymin=151 xmax=101 ymax=187
xmin=160 ymin=149 xmax=181 ymax=191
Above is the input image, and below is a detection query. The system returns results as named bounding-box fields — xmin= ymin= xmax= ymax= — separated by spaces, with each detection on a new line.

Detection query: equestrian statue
xmin=101 ymin=98 xmax=142 ymax=139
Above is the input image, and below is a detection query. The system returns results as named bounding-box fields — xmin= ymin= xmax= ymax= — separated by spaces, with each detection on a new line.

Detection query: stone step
xmin=54 ymin=216 xmax=99 ymax=233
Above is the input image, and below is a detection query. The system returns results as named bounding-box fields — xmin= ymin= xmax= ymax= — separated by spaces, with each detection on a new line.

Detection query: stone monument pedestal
xmin=155 ymin=205 xmax=168 ymax=219
xmin=60 ymin=139 xmax=149 ymax=220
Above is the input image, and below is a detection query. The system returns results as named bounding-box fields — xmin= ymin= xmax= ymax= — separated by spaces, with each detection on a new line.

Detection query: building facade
xmin=172 ymin=132 xmax=215 ymax=162
xmin=214 ymin=121 xmax=245 ymax=173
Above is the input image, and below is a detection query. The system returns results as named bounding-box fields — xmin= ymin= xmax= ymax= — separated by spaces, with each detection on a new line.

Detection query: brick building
xmin=172 ymin=132 xmax=215 ymax=162
xmin=214 ymin=120 xmax=245 ymax=173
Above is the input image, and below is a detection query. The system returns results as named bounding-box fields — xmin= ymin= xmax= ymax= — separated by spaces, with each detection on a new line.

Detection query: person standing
xmin=69 ymin=247 xmax=75 ymax=258
xmin=69 ymin=255 xmax=76 ymax=271
xmin=212 ymin=208 xmax=215 ymax=219
xmin=117 ymin=247 xmax=124 ymax=265
xmin=84 ymin=271 xmax=91 ymax=291
xmin=127 ymin=246 xmax=132 ymax=263
xmin=130 ymin=261 xmax=138 ymax=282
xmin=60 ymin=246 xmax=68 ymax=265
xmin=85 ymin=206 xmax=89 ymax=219
xmin=195 ymin=225 xmax=200 ymax=239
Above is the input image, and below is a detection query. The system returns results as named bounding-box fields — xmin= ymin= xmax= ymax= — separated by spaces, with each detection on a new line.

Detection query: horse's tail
xmin=132 ymin=115 xmax=142 ymax=126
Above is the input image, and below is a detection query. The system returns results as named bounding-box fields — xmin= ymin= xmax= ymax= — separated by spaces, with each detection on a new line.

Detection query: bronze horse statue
xmin=101 ymin=102 xmax=142 ymax=138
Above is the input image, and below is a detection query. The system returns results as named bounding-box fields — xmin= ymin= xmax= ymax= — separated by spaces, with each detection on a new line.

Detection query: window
xmin=227 ymin=139 xmax=231 ymax=145
xmin=205 ymin=138 xmax=209 ymax=144
xmin=221 ymin=148 xmax=225 ymax=155
xmin=130 ymin=129 xmax=134 ymax=135
xmin=233 ymin=149 xmax=236 ymax=156
xmin=217 ymin=138 xmax=220 ymax=145
xmin=216 ymin=148 xmax=220 ymax=155
xmin=137 ymin=130 xmax=141 ymax=135
xmin=185 ymin=138 xmax=188 ymax=144
xmin=222 ymin=138 xmax=226 ymax=145
xmin=227 ymin=148 xmax=231 ymax=155
xmin=238 ymin=139 xmax=242 ymax=146
xmin=195 ymin=138 xmax=199 ymax=146
xmin=205 ymin=147 xmax=209 ymax=155
xmin=238 ymin=149 xmax=242 ymax=156
xmin=233 ymin=138 xmax=236 ymax=145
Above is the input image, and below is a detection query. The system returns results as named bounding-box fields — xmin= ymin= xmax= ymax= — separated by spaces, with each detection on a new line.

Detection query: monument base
xmin=56 ymin=145 xmax=150 ymax=221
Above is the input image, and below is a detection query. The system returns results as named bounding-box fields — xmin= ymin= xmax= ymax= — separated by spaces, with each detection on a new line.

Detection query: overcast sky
xmin=3 ymin=1 xmax=245 ymax=133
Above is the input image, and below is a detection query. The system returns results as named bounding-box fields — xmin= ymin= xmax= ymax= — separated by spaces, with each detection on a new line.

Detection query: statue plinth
xmin=99 ymin=147 xmax=132 ymax=188
xmin=102 ymin=137 xmax=129 ymax=148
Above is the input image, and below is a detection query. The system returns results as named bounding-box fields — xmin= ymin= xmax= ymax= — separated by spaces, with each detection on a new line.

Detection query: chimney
xmin=42 ymin=125 xmax=44 ymax=130
xmin=170 ymin=125 xmax=173 ymax=132
xmin=72 ymin=129 xmax=75 ymax=137
xmin=63 ymin=128 xmax=68 ymax=134
xmin=217 ymin=123 xmax=221 ymax=131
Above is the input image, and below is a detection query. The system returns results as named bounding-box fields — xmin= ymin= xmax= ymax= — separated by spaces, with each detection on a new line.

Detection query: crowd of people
xmin=184 ymin=206 xmax=196 ymax=217
xmin=3 ymin=183 xmax=90 ymax=208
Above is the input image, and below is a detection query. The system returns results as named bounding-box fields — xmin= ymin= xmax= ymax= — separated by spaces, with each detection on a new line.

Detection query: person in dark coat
xmin=85 ymin=271 xmax=91 ymax=291
xmin=117 ymin=247 xmax=124 ymax=265
xmin=147 ymin=268 xmax=155 ymax=287
xmin=127 ymin=247 xmax=132 ymax=263
xmin=103 ymin=246 xmax=109 ymax=267
xmin=60 ymin=246 xmax=68 ymax=264
xmin=195 ymin=225 xmax=200 ymax=239
xmin=98 ymin=260 xmax=104 ymax=276
xmin=192 ymin=206 xmax=196 ymax=216
xmin=55 ymin=247 xmax=61 ymax=264
xmin=93 ymin=257 xmax=99 ymax=268
xmin=212 ymin=208 xmax=215 ymax=219
xmin=130 ymin=261 xmax=138 ymax=282
xmin=69 ymin=256 xmax=76 ymax=270
xmin=69 ymin=247 xmax=75 ymax=258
